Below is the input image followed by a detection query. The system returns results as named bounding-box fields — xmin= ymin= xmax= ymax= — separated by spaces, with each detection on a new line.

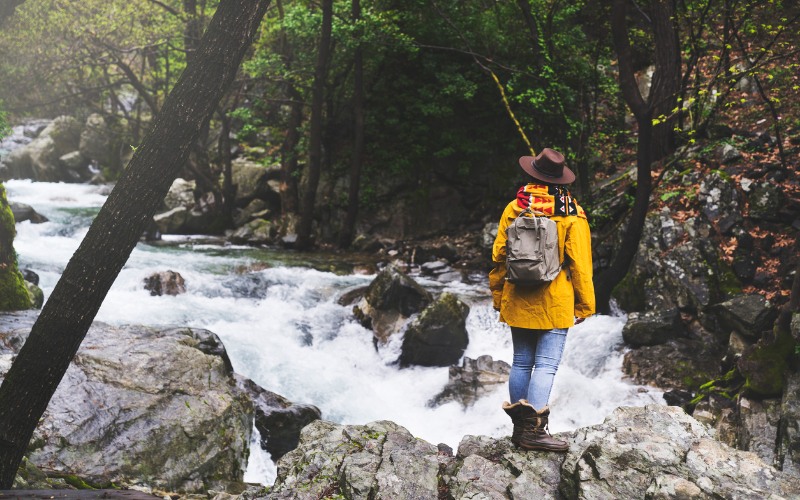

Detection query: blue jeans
xmin=508 ymin=327 xmax=568 ymax=409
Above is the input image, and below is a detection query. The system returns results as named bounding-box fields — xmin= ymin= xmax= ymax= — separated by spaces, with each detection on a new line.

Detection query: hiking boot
xmin=502 ymin=400 xmax=569 ymax=452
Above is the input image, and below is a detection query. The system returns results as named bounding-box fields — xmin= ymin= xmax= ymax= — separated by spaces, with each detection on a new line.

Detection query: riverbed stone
xmin=143 ymin=270 xmax=186 ymax=296
xmin=398 ymin=292 xmax=469 ymax=367
xmin=622 ymin=308 xmax=684 ymax=346
xmin=428 ymin=354 xmax=510 ymax=408
xmin=163 ymin=177 xmax=197 ymax=210
xmin=0 ymin=311 xmax=253 ymax=494
xmin=353 ymin=264 xmax=432 ymax=343
xmin=9 ymin=201 xmax=48 ymax=224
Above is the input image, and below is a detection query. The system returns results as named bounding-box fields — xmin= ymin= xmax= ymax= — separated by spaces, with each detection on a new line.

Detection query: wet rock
xmin=265 ymin=405 xmax=800 ymax=499
xmin=229 ymin=218 xmax=275 ymax=245
xmin=352 ymin=264 xmax=432 ymax=343
xmin=24 ymin=280 xmax=43 ymax=309
xmin=233 ymin=199 xmax=268 ymax=227
xmin=778 ymin=371 xmax=800 ymax=473
xmin=153 ymin=205 xmax=216 ymax=234
xmin=9 ymin=201 xmax=48 ymax=224
xmin=268 ymin=420 xmax=441 ymax=499
xmin=143 ymin=270 xmax=186 ymax=296
xmin=623 ymin=338 xmax=724 ymax=392
xmin=235 ymin=375 xmax=320 ymax=461
xmin=428 ymin=355 xmax=510 ymax=408
xmin=561 ymin=405 xmax=800 ymax=499
xmin=716 ymin=143 xmax=743 ymax=164
xmin=703 ymin=293 xmax=777 ymax=341
xmin=398 ymin=292 xmax=470 ymax=367
xmin=3 ymin=116 xmax=83 ymax=182
xmin=748 ymin=181 xmax=785 ymax=222
xmin=163 ymin=177 xmax=196 ymax=210
xmin=79 ymin=113 xmax=125 ymax=173
xmin=622 ymin=308 xmax=685 ymax=346
xmin=698 ymin=171 xmax=742 ymax=232
xmin=0 ymin=313 xmax=252 ymax=494
xmin=737 ymin=397 xmax=781 ymax=467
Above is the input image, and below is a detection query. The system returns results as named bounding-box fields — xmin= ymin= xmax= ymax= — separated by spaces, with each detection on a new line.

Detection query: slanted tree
xmin=0 ymin=0 xmax=271 ymax=487
xmin=593 ymin=0 xmax=680 ymax=313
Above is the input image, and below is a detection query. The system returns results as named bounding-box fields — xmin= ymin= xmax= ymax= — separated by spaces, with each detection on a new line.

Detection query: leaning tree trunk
xmin=295 ymin=0 xmax=333 ymax=250
xmin=0 ymin=0 xmax=271 ymax=487
xmin=594 ymin=0 xmax=671 ymax=313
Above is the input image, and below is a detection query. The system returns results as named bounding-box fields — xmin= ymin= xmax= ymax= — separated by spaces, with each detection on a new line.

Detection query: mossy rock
xmin=738 ymin=326 xmax=796 ymax=398
xmin=0 ymin=183 xmax=33 ymax=311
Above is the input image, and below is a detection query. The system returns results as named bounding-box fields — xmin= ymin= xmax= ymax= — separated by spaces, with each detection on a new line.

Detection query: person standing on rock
xmin=489 ymin=148 xmax=595 ymax=452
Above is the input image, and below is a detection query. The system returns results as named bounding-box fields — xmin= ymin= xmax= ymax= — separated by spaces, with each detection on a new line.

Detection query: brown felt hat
xmin=518 ymin=148 xmax=575 ymax=184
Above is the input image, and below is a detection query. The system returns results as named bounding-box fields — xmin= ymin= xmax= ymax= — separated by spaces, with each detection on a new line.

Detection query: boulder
xmin=268 ymin=420 xmax=442 ymax=499
xmin=235 ymin=375 xmax=321 ymax=461
xmin=5 ymin=116 xmax=84 ymax=182
xmin=24 ymin=280 xmax=44 ymax=309
xmin=9 ymin=201 xmax=48 ymax=224
xmin=163 ymin=178 xmax=196 ymax=210
xmin=623 ymin=338 xmax=724 ymax=392
xmin=716 ymin=143 xmax=743 ymax=164
xmin=428 ymin=355 xmax=510 ymax=408
xmin=622 ymin=308 xmax=685 ymax=346
xmin=143 ymin=270 xmax=186 ymax=296
xmin=737 ymin=397 xmax=782 ymax=467
xmin=398 ymin=292 xmax=469 ymax=367
xmin=0 ymin=312 xmax=252 ymax=494
xmin=698 ymin=171 xmax=742 ymax=234
xmin=352 ymin=264 xmax=432 ymax=343
xmin=233 ymin=199 xmax=268 ymax=227
xmin=560 ymin=405 xmax=800 ymax=499
xmin=229 ymin=158 xmax=272 ymax=207
xmin=229 ymin=218 xmax=275 ymax=245
xmin=778 ymin=372 xmax=800 ymax=474
xmin=153 ymin=205 xmax=216 ymax=235
xmin=79 ymin=113 xmax=125 ymax=173
xmin=703 ymin=293 xmax=778 ymax=341
xmin=748 ymin=181 xmax=785 ymax=222
xmin=263 ymin=405 xmax=800 ymax=499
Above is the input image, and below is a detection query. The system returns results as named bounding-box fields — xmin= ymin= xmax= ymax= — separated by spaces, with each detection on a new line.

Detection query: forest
xmin=1 ymin=0 xmax=800 ymax=496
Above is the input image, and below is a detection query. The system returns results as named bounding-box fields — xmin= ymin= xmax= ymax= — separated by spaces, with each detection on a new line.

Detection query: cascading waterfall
xmin=4 ymin=178 xmax=664 ymax=485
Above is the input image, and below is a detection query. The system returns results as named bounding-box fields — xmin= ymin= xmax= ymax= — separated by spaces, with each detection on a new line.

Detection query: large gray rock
xmin=622 ymin=308 xmax=685 ymax=346
xmin=228 ymin=158 xmax=281 ymax=207
xmin=352 ymin=264 xmax=432 ymax=343
xmin=429 ymin=355 xmax=510 ymax=408
xmin=623 ymin=338 xmax=724 ymax=392
xmin=0 ymin=311 xmax=252 ymax=494
xmin=778 ymin=372 xmax=800 ymax=475
xmin=398 ymin=292 xmax=470 ymax=367
xmin=235 ymin=376 xmax=320 ymax=462
xmin=2 ymin=116 xmax=84 ymax=182
xmin=698 ymin=170 xmax=742 ymax=234
xmin=560 ymin=405 xmax=800 ymax=499
xmin=266 ymin=420 xmax=442 ymax=499
xmin=9 ymin=201 xmax=48 ymax=224
xmin=79 ymin=113 xmax=125 ymax=173
xmin=260 ymin=405 xmax=800 ymax=499
xmin=703 ymin=293 xmax=778 ymax=341
xmin=153 ymin=205 xmax=216 ymax=234
xmin=163 ymin=177 xmax=197 ymax=210
xmin=748 ymin=182 xmax=785 ymax=222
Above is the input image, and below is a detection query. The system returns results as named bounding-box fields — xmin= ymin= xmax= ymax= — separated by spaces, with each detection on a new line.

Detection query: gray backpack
xmin=505 ymin=208 xmax=561 ymax=285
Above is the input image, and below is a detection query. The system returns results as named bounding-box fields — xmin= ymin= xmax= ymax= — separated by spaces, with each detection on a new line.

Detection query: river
xmin=4 ymin=176 xmax=663 ymax=485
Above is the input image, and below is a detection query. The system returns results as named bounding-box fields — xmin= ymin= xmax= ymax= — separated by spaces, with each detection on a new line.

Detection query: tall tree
xmin=339 ymin=0 xmax=365 ymax=248
xmin=0 ymin=0 xmax=271 ymax=487
xmin=296 ymin=0 xmax=334 ymax=249
xmin=593 ymin=0 xmax=680 ymax=313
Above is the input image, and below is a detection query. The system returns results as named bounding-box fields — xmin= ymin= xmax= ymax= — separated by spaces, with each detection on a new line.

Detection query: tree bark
xmin=0 ymin=0 xmax=271 ymax=487
xmin=339 ymin=0 xmax=365 ymax=248
xmin=594 ymin=0 xmax=661 ymax=313
xmin=295 ymin=0 xmax=333 ymax=250
xmin=649 ymin=0 xmax=681 ymax=159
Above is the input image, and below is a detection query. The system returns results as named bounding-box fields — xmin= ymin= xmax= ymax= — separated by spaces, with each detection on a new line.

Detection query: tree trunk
xmin=339 ymin=0 xmax=365 ymax=249
xmin=649 ymin=0 xmax=681 ymax=159
xmin=594 ymin=0 xmax=659 ymax=313
xmin=295 ymin=0 xmax=333 ymax=250
xmin=281 ymin=84 xmax=303 ymax=215
xmin=0 ymin=0 xmax=271 ymax=487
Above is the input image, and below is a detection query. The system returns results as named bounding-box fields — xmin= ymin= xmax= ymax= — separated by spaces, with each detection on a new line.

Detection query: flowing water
xmin=4 ymin=175 xmax=663 ymax=485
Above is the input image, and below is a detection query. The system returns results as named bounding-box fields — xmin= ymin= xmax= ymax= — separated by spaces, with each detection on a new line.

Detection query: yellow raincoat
xmin=489 ymin=184 xmax=595 ymax=329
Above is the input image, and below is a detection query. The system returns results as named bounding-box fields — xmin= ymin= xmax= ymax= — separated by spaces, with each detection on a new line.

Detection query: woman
xmin=489 ymin=148 xmax=595 ymax=452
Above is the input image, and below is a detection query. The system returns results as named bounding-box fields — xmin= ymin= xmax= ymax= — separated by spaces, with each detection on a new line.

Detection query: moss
xmin=739 ymin=326 xmax=795 ymax=398
xmin=0 ymin=183 xmax=32 ymax=311
xmin=689 ymin=369 xmax=742 ymax=406
xmin=611 ymin=271 xmax=648 ymax=312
